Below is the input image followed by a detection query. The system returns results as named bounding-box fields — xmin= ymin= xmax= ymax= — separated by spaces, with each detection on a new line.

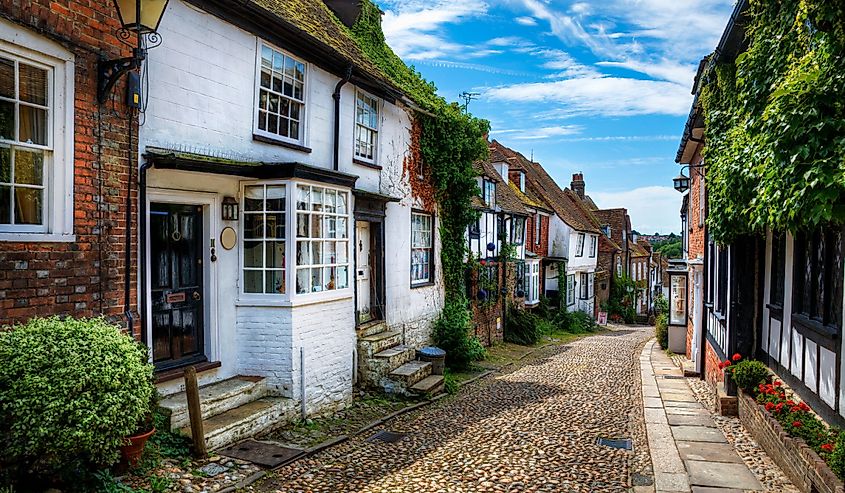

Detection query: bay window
xmin=411 ymin=211 xmax=433 ymax=285
xmin=296 ymin=185 xmax=349 ymax=294
xmin=243 ymin=184 xmax=286 ymax=294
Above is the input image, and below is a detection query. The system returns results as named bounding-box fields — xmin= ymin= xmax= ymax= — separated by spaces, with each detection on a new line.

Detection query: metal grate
xmin=662 ymin=375 xmax=685 ymax=380
xmin=218 ymin=439 xmax=304 ymax=467
xmin=367 ymin=430 xmax=407 ymax=443
xmin=597 ymin=437 xmax=633 ymax=451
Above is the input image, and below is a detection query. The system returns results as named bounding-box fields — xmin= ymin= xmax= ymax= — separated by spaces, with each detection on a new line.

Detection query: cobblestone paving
xmin=255 ymin=325 xmax=653 ymax=493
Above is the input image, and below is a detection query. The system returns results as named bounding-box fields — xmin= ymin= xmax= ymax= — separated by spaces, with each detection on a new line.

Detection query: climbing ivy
xmin=700 ymin=0 xmax=845 ymax=243
xmin=348 ymin=1 xmax=489 ymax=364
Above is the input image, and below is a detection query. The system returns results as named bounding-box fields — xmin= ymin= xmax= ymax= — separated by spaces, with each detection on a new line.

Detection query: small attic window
xmin=519 ymin=172 xmax=525 ymax=192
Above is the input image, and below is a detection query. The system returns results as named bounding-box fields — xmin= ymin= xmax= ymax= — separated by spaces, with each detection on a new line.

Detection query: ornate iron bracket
xmin=97 ymin=48 xmax=146 ymax=103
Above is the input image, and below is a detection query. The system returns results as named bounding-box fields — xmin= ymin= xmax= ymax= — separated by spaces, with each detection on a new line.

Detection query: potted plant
xmin=119 ymin=390 xmax=159 ymax=469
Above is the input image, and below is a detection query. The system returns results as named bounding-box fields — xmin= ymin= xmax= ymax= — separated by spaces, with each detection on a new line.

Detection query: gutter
xmin=333 ymin=65 xmax=353 ymax=171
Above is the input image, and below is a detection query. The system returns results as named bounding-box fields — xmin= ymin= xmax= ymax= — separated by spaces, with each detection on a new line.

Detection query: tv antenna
xmin=459 ymin=91 xmax=480 ymax=114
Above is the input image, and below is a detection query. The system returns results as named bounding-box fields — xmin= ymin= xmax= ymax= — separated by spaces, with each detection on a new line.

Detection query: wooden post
xmin=184 ymin=366 xmax=207 ymax=458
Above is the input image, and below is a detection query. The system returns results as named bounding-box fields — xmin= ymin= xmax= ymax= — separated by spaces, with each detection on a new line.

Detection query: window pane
xmin=311 ymin=241 xmax=322 ymax=265
xmin=297 ymin=186 xmax=309 ymax=210
xmin=0 ymin=100 xmax=13 ymax=141
xmin=258 ymin=110 xmax=267 ymax=131
xmin=310 ymin=213 xmax=323 ymax=238
xmin=337 ymin=192 xmax=347 ymax=214
xmin=14 ymin=149 xmax=43 ymax=185
xmin=261 ymin=46 xmax=273 ymax=68
xmin=0 ymin=58 xmax=13 ymax=98
xmin=19 ymin=105 xmax=47 ymax=145
xmin=268 ymin=114 xmax=278 ymax=134
xmin=296 ymin=268 xmax=309 ymax=294
xmin=296 ymin=213 xmax=309 ymax=238
xmin=265 ymin=213 xmax=284 ymax=239
xmin=266 ymin=269 xmax=285 ymax=294
xmin=244 ymin=186 xmax=263 ymax=211
xmin=0 ymin=146 xmax=9 ymax=182
xmin=323 ymin=266 xmax=336 ymax=291
xmin=243 ymin=241 xmax=263 ymax=268
xmin=244 ymin=270 xmax=263 ymax=293
xmin=272 ymin=52 xmax=283 ymax=71
xmin=310 ymin=267 xmax=322 ymax=292
xmin=296 ymin=241 xmax=310 ymax=265
xmin=268 ymin=93 xmax=279 ymax=113
xmin=311 ymin=188 xmax=323 ymax=211
xmin=243 ymin=213 xmax=264 ymax=239
xmin=337 ymin=266 xmax=348 ymax=289
xmin=337 ymin=241 xmax=348 ymax=263
xmin=324 ymin=216 xmax=336 ymax=238
xmin=290 ymin=121 xmax=300 ymax=140
xmin=337 ymin=217 xmax=347 ymax=238
xmin=266 ymin=241 xmax=285 ymax=268
xmin=324 ymin=189 xmax=336 ymax=213
xmin=323 ymin=241 xmax=336 ymax=264
xmin=19 ymin=64 xmax=47 ymax=106
xmin=0 ymin=185 xmax=9 ymax=224
xmin=14 ymin=187 xmax=42 ymax=224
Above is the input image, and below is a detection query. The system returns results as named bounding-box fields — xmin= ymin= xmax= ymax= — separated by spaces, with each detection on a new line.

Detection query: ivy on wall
xmin=348 ymin=1 xmax=490 ymax=364
xmin=700 ymin=0 xmax=845 ymax=243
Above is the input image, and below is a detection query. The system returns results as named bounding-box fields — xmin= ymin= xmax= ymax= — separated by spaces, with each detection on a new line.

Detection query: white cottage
xmin=138 ymin=0 xmax=444 ymax=448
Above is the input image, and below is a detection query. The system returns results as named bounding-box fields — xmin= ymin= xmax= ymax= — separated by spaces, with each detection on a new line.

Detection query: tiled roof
xmin=472 ymin=160 xmax=529 ymax=215
xmin=489 ymin=140 xmax=599 ymax=233
xmin=509 ymin=182 xmax=551 ymax=212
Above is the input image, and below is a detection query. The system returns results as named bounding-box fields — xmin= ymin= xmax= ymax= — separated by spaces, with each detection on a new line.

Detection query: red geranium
xmin=799 ymin=402 xmax=810 ymax=412
xmin=732 ymin=353 xmax=742 ymax=362
xmin=765 ymin=402 xmax=774 ymax=411
xmin=480 ymin=260 xmax=487 ymax=266
xmin=822 ymin=443 xmax=834 ymax=453
xmin=773 ymin=381 xmax=782 ymax=387
xmin=792 ymin=421 xmax=803 ymax=428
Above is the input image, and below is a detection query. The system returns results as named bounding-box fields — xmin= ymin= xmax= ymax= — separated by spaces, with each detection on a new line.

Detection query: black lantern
xmin=222 ymin=196 xmax=239 ymax=221
xmin=673 ymin=173 xmax=690 ymax=193
xmin=98 ymin=0 xmax=169 ymax=103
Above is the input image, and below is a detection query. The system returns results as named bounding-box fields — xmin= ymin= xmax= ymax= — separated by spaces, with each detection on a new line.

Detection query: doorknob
xmin=192 ymin=291 xmax=201 ymax=301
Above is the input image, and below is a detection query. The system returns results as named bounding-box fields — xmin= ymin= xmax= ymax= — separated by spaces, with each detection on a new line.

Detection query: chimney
xmin=323 ymin=0 xmax=364 ymax=28
xmin=571 ymin=172 xmax=585 ymax=199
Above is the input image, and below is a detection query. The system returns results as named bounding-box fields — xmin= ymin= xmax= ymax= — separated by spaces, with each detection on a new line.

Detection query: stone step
xmin=410 ymin=375 xmax=445 ymax=395
xmin=357 ymin=330 xmax=402 ymax=358
xmin=389 ymin=360 xmax=432 ymax=387
xmin=180 ymin=397 xmax=297 ymax=451
xmin=160 ymin=376 xmax=267 ymax=431
xmin=357 ymin=320 xmax=388 ymax=338
xmin=373 ymin=344 xmax=416 ymax=367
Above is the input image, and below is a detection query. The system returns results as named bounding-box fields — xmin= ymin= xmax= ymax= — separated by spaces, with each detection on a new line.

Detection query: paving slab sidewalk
xmin=638 ymin=340 xmax=763 ymax=493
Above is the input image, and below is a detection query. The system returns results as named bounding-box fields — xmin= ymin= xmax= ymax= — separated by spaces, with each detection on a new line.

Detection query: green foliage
xmin=655 ymin=314 xmax=669 ymax=349
xmin=442 ymin=370 xmax=459 ymax=395
xmin=829 ymin=432 xmax=845 ymax=480
xmin=654 ymin=293 xmax=669 ymax=317
xmin=149 ymin=409 xmax=192 ymax=460
xmin=700 ymin=0 xmax=845 ymax=243
xmin=504 ymin=306 xmax=544 ymax=346
xmin=0 ymin=317 xmax=155 ymax=483
xmin=653 ymin=239 xmax=682 ymax=259
xmin=730 ymin=360 xmax=770 ymax=392
xmin=607 ymin=274 xmax=637 ymax=323
xmin=550 ymin=310 xmax=597 ymax=334
xmin=433 ymin=297 xmax=486 ymax=369
xmin=94 ymin=471 xmax=139 ymax=493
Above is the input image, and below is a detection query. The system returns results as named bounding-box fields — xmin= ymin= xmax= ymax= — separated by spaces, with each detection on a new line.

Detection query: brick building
xmin=0 ymin=1 xmax=138 ymax=332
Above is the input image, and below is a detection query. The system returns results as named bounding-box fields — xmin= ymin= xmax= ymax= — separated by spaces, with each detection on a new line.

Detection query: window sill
xmin=792 ymin=313 xmax=839 ymax=351
xmin=0 ymin=232 xmax=76 ymax=243
xmin=236 ymin=290 xmax=353 ymax=308
xmin=353 ymin=158 xmax=382 ymax=170
xmin=253 ymin=134 xmax=312 ymax=153
xmin=411 ymin=281 xmax=436 ymax=289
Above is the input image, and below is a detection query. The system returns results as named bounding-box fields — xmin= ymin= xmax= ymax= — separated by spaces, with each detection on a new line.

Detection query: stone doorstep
xmin=390 ymin=360 xmax=433 ymax=386
xmin=357 ymin=320 xmax=388 ymax=338
xmin=161 ymin=376 xmax=268 ymax=431
xmin=685 ymin=460 xmax=763 ymax=491
xmin=358 ymin=330 xmax=403 ymax=357
xmin=180 ymin=396 xmax=297 ymax=451
xmin=410 ymin=375 xmax=445 ymax=394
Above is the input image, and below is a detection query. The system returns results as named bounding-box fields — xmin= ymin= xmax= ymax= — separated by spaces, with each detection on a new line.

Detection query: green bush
xmin=434 ymin=297 xmax=485 ymax=370
xmin=0 ymin=317 xmax=155 ymax=483
xmin=568 ymin=311 xmax=597 ymax=333
xmin=829 ymin=432 xmax=845 ymax=480
xmin=655 ymin=313 xmax=669 ymax=349
xmin=504 ymin=306 xmax=543 ymax=346
xmin=654 ymin=293 xmax=669 ymax=317
xmin=730 ymin=360 xmax=770 ymax=393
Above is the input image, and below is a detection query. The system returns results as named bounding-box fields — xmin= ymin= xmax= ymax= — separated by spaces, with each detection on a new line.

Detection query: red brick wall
xmin=525 ymin=213 xmax=549 ymax=257
xmin=686 ymin=148 xmax=706 ymax=359
xmin=704 ymin=339 xmax=725 ymax=387
xmin=0 ymin=2 xmax=138 ymax=334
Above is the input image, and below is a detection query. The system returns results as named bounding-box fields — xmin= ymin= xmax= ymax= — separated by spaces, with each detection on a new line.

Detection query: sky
xmin=374 ymin=0 xmax=736 ymax=234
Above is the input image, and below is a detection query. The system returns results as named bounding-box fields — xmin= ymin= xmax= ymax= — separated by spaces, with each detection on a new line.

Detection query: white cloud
xmin=484 ymin=77 xmax=692 ymax=117
xmin=411 ymin=59 xmax=535 ymax=77
xmin=380 ymin=0 xmax=488 ymax=60
xmin=514 ymin=16 xmax=537 ymax=26
xmin=536 ymin=49 xmax=602 ymax=79
xmin=593 ymin=186 xmax=683 ymax=234
xmin=494 ymin=125 xmax=584 ymax=140
xmin=559 ymin=135 xmax=678 ymax=143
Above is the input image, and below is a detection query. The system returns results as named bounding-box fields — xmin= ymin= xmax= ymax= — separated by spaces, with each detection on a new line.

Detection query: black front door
xmin=150 ymin=203 xmax=205 ymax=370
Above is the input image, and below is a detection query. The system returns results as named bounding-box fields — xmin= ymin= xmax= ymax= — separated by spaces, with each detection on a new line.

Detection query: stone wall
xmin=738 ymin=392 xmax=844 ymax=493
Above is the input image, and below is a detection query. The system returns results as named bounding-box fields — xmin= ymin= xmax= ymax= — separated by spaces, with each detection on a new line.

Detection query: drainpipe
xmin=138 ymin=158 xmax=154 ymax=347
xmin=125 ymin=108 xmax=136 ymax=334
xmin=332 ymin=65 xmax=353 ymax=171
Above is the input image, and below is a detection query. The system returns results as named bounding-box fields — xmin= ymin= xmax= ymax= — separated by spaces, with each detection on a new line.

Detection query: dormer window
xmin=601 ymin=225 xmax=611 ymax=238
xmin=483 ymin=179 xmax=496 ymax=208
xmin=519 ymin=172 xmax=525 ymax=192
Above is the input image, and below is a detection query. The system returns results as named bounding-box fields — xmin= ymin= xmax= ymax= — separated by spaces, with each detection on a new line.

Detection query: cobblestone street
xmin=255 ymin=325 xmax=653 ymax=493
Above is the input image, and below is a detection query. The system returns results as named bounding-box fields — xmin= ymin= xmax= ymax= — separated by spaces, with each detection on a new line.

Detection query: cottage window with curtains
xmin=256 ymin=43 xmax=306 ymax=144
xmin=243 ymin=184 xmax=287 ymax=294
xmin=354 ymin=90 xmax=378 ymax=162
xmin=411 ymin=212 xmax=433 ymax=285
xmin=793 ymin=228 xmax=844 ymax=336
xmin=295 ymin=185 xmax=349 ymax=294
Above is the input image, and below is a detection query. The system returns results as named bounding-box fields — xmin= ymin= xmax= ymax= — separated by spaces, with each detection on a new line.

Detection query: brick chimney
xmin=571 ymin=173 xmax=585 ymax=199
xmin=323 ymin=0 xmax=365 ymax=28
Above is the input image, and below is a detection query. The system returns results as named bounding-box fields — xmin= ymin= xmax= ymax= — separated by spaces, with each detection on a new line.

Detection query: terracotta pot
xmin=119 ymin=427 xmax=155 ymax=469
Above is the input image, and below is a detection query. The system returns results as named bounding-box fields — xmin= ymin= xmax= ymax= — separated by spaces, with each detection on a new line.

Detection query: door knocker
xmin=171 ymin=229 xmax=183 ymax=242
xmin=192 ymin=291 xmax=201 ymax=301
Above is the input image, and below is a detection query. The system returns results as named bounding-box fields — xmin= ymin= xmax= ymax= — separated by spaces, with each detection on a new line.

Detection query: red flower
xmin=765 ymin=402 xmax=774 ymax=411
xmin=732 ymin=353 xmax=742 ymax=362
xmin=792 ymin=421 xmax=803 ymax=428
xmin=800 ymin=402 xmax=810 ymax=412
xmin=822 ymin=444 xmax=834 ymax=453
xmin=786 ymin=400 xmax=795 ymax=407
xmin=775 ymin=403 xmax=785 ymax=413
xmin=480 ymin=260 xmax=487 ymax=266
xmin=774 ymin=381 xmax=782 ymax=387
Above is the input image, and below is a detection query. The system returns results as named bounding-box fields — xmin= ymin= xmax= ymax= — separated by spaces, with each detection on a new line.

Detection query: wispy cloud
xmin=380 ymin=0 xmax=488 ymax=60
xmin=559 ymin=135 xmax=678 ymax=143
xmin=593 ymin=186 xmax=682 ymax=233
xmin=494 ymin=125 xmax=584 ymax=140
xmin=514 ymin=16 xmax=537 ymax=26
xmin=410 ymin=59 xmax=535 ymax=77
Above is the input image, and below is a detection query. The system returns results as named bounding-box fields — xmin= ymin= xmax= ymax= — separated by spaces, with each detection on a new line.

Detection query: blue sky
xmin=375 ymin=0 xmax=735 ymax=234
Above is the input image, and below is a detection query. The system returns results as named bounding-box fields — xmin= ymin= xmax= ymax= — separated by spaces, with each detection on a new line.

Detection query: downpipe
xmin=300 ymin=347 xmax=307 ymax=420
xmin=332 ymin=65 xmax=353 ymax=171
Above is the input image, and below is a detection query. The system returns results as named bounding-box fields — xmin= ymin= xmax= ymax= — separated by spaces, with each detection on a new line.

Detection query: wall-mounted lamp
xmin=222 ymin=196 xmax=239 ymax=221
xmin=98 ymin=0 xmax=169 ymax=103
xmin=673 ymin=173 xmax=691 ymax=193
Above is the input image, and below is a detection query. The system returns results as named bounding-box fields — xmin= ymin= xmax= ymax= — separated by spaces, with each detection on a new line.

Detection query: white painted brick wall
xmin=236 ymin=306 xmax=294 ymax=396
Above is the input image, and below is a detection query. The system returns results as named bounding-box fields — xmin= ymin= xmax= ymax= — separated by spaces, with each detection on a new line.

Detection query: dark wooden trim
xmin=767 ymin=303 xmax=784 ymax=321
xmin=353 ymin=158 xmax=382 ymax=170
xmin=410 ymin=281 xmax=436 ymax=289
xmin=253 ymin=134 xmax=313 ymax=154
xmin=155 ymin=360 xmax=221 ymax=384
xmin=792 ymin=313 xmax=839 ymax=352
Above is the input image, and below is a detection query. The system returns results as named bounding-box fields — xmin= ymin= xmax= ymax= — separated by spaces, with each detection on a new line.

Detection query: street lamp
xmin=98 ymin=0 xmax=169 ymax=103
xmin=673 ymin=173 xmax=690 ymax=193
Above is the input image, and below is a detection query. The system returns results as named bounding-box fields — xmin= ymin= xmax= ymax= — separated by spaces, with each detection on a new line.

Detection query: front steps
xmin=159 ymin=376 xmax=296 ymax=451
xmin=357 ymin=321 xmax=444 ymax=396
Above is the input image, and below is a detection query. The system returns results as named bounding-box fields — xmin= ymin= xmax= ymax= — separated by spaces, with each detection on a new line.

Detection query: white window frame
xmin=411 ymin=211 xmax=434 ymax=286
xmin=566 ymin=274 xmax=575 ymax=305
xmin=526 ymin=259 xmax=540 ymax=305
xmin=241 ymin=183 xmax=287 ymax=295
xmin=294 ymin=183 xmax=351 ymax=296
xmin=0 ymin=22 xmax=74 ymax=242
xmin=253 ymin=40 xmax=307 ymax=146
xmin=511 ymin=216 xmax=525 ymax=245
xmin=534 ymin=213 xmax=541 ymax=246
xmin=575 ymin=232 xmax=585 ymax=257
xmin=580 ymin=272 xmax=589 ymax=299
xmin=589 ymin=235 xmax=597 ymax=258
xmin=353 ymin=88 xmax=379 ymax=164
xmin=483 ymin=179 xmax=496 ymax=208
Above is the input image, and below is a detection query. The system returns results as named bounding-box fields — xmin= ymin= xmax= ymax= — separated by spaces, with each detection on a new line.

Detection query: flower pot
xmin=119 ymin=427 xmax=155 ymax=469
xmin=724 ymin=371 xmax=737 ymax=397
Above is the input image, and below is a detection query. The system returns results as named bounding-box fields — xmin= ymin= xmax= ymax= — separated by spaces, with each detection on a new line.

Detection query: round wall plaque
xmin=220 ymin=227 xmax=237 ymax=250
